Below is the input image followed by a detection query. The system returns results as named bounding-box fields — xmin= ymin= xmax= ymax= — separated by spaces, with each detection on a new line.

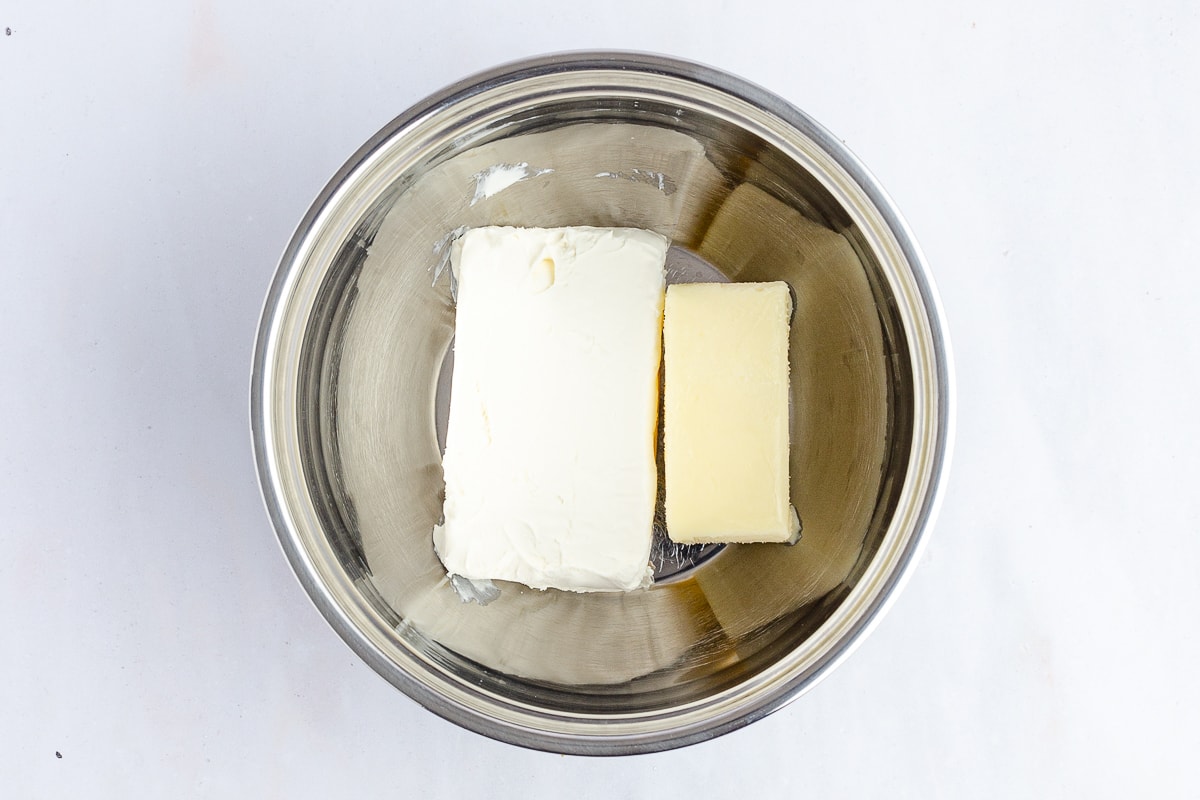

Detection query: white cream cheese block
xmin=663 ymin=281 xmax=799 ymax=544
xmin=434 ymin=226 xmax=668 ymax=592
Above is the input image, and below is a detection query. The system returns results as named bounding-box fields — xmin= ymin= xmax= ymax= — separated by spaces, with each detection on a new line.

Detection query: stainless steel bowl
xmin=251 ymin=52 xmax=953 ymax=754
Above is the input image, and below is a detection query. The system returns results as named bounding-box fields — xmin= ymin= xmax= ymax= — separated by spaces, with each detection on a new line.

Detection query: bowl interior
xmin=260 ymin=59 xmax=941 ymax=751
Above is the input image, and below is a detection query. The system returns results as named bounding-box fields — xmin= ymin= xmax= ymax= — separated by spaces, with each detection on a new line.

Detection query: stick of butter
xmin=434 ymin=226 xmax=668 ymax=592
xmin=663 ymin=281 xmax=799 ymax=544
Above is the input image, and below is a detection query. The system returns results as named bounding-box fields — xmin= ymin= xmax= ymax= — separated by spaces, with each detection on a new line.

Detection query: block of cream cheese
xmin=434 ymin=226 xmax=668 ymax=592
xmin=663 ymin=281 xmax=799 ymax=544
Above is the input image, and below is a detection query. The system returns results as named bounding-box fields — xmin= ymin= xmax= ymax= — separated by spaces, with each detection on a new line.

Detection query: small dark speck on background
xmin=55 ymin=751 xmax=62 ymax=759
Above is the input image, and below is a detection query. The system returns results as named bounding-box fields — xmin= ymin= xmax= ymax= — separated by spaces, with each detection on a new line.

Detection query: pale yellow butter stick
xmin=663 ymin=281 xmax=800 ymax=544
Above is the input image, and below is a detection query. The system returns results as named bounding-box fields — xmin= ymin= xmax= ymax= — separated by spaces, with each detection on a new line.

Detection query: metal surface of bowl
xmin=251 ymin=52 xmax=954 ymax=754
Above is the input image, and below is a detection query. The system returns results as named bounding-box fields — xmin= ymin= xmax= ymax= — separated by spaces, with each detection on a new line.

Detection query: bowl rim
xmin=250 ymin=50 xmax=955 ymax=756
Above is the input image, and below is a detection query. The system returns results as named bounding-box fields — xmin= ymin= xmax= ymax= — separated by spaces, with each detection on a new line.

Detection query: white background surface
xmin=3 ymin=1 xmax=1197 ymax=796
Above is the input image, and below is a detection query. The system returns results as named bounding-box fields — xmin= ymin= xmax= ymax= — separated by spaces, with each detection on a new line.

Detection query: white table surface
xmin=3 ymin=1 xmax=1197 ymax=796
